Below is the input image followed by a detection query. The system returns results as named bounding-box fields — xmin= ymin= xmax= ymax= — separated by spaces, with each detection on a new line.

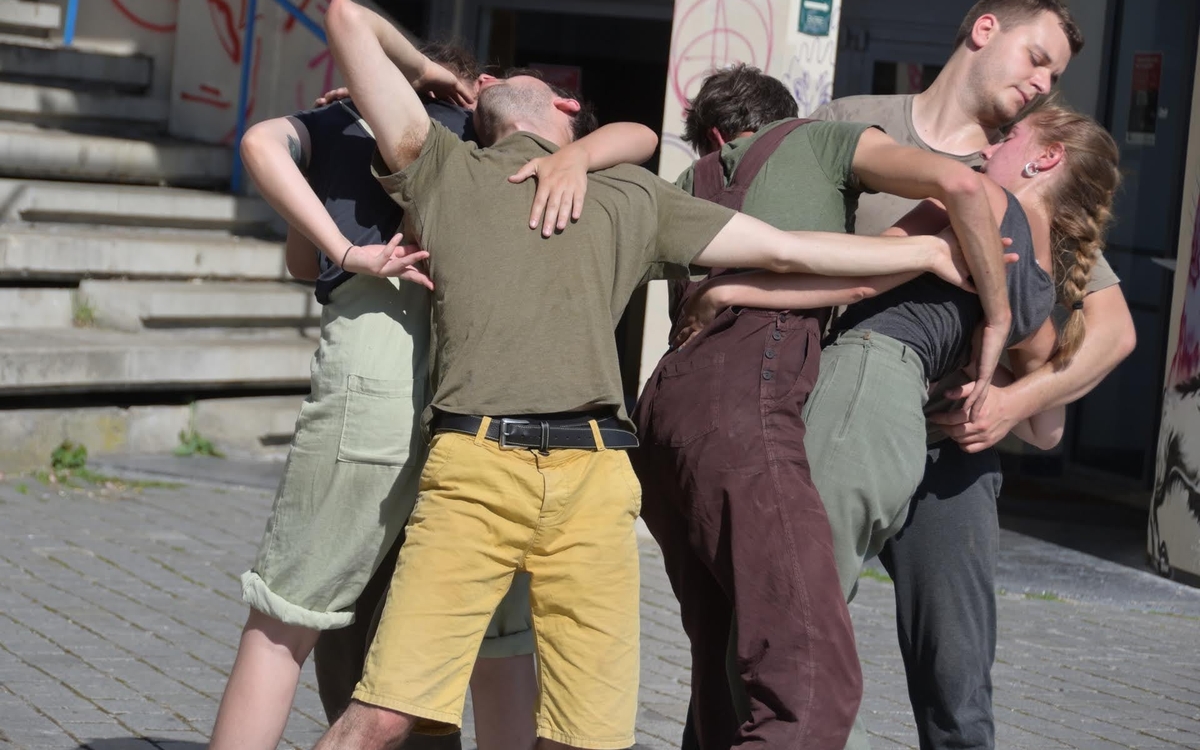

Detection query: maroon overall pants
xmin=632 ymin=306 xmax=861 ymax=750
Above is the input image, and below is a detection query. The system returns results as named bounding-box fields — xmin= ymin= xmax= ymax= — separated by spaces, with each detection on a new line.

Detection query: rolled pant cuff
xmin=537 ymin=723 xmax=636 ymax=750
xmin=241 ymin=571 xmax=354 ymax=631
xmin=478 ymin=628 xmax=535 ymax=659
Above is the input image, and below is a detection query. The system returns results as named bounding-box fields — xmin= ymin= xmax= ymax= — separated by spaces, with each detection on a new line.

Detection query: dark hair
xmin=420 ymin=40 xmax=482 ymax=82
xmin=953 ymin=0 xmax=1084 ymax=56
xmin=682 ymin=64 xmax=798 ymax=152
xmin=501 ymin=66 xmax=598 ymax=141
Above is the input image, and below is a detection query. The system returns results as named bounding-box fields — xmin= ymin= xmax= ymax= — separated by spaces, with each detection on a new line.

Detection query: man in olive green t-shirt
xmin=310 ymin=4 xmax=977 ymax=750
xmin=809 ymin=3 xmax=1137 ymax=749
xmin=640 ymin=62 xmax=1027 ymax=750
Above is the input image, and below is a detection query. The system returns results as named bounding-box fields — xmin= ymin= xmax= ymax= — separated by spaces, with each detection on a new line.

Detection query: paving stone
xmin=2 ymin=472 xmax=1200 ymax=750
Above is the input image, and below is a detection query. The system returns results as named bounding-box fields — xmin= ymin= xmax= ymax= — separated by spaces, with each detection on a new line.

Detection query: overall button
xmin=772 ymin=330 xmax=783 ymax=341
xmin=762 ymin=370 xmax=774 ymax=381
xmin=764 ymin=348 xmax=776 ymax=359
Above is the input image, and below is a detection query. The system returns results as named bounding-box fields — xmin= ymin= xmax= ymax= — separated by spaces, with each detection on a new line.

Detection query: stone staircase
xmin=0 ymin=2 xmax=312 ymax=468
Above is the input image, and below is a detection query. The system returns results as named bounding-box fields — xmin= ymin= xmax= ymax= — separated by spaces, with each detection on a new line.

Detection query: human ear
xmin=553 ymin=97 xmax=582 ymax=116
xmin=1038 ymin=141 xmax=1065 ymax=172
xmin=970 ymin=13 xmax=1000 ymax=49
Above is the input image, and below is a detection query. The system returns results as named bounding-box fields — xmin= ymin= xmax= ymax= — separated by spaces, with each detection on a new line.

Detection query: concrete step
xmin=0 ymin=225 xmax=290 ymax=282
xmin=0 ymin=81 xmax=167 ymax=126
xmin=0 ymin=395 xmax=304 ymax=468
xmin=0 ymin=286 xmax=72 ymax=327
xmin=0 ymin=35 xmax=152 ymax=92
xmin=78 ymin=280 xmax=320 ymax=331
xmin=0 ymin=327 xmax=314 ymax=395
xmin=0 ymin=178 xmax=277 ymax=232
xmin=0 ymin=123 xmax=231 ymax=187
xmin=0 ymin=1 xmax=61 ymax=34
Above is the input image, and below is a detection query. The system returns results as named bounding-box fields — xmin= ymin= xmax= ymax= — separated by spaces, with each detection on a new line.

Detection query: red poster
xmin=1128 ymin=52 xmax=1163 ymax=146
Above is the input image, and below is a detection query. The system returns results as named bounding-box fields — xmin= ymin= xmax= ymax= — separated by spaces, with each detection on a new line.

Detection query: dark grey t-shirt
xmin=293 ymin=99 xmax=475 ymax=303
xmin=834 ymin=190 xmax=1054 ymax=382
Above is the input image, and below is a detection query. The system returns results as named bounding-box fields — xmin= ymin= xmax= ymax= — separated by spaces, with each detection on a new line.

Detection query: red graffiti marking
xmin=293 ymin=48 xmax=336 ymax=110
xmin=111 ymin=0 xmax=178 ymax=33
xmin=282 ymin=0 xmax=313 ymax=33
xmin=219 ymin=41 xmax=263 ymax=145
xmin=669 ymin=0 xmax=775 ymax=110
xmin=181 ymin=91 xmax=232 ymax=109
xmin=208 ymin=0 xmax=242 ymax=63
xmin=199 ymin=84 xmax=221 ymax=96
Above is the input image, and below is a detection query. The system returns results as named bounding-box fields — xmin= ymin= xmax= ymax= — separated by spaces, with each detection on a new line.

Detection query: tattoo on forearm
xmin=286 ymin=135 xmax=304 ymax=165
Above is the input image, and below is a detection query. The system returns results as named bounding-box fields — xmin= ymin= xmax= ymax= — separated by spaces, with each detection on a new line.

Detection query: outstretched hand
xmin=927 ymin=228 xmax=1020 ymax=293
xmin=509 ymin=147 xmax=590 ymax=237
xmin=342 ymin=234 xmax=433 ymax=289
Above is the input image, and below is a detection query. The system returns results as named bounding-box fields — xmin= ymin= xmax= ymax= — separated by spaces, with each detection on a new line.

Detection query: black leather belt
xmin=434 ymin=413 xmax=639 ymax=451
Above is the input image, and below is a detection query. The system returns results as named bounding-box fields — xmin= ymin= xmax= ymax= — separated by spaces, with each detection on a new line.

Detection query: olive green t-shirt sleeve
xmin=648 ymin=176 xmax=736 ymax=275
xmin=807 ymin=120 xmax=876 ymax=193
xmin=1087 ymin=251 xmax=1120 ymax=293
xmin=674 ymin=165 xmax=696 ymax=194
xmin=370 ymin=119 xmax=464 ymax=234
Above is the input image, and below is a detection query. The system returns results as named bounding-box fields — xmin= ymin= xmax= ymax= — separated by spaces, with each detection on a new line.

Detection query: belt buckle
xmin=498 ymin=418 xmax=530 ymax=450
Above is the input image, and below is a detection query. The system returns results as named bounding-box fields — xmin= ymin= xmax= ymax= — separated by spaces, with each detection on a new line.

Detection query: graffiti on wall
xmin=1152 ymin=29 xmax=1200 ymax=584
xmin=778 ymin=30 xmax=837 ymax=120
xmin=1152 ymin=186 xmax=1200 ymax=581
xmin=165 ymin=0 xmax=340 ymax=144
xmin=110 ymin=0 xmax=178 ymax=33
xmin=657 ymin=0 xmax=841 ymax=181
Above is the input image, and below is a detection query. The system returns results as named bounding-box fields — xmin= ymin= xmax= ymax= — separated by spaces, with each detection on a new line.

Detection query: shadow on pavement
xmin=998 ymin=490 xmax=1152 ymax=571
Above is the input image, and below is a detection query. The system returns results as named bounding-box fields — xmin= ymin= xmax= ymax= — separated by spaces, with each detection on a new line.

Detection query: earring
xmin=1022 ymin=161 xmax=1040 ymax=177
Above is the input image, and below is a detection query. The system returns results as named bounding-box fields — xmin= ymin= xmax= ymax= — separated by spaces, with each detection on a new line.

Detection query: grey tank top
xmin=834 ymin=190 xmax=1054 ymax=382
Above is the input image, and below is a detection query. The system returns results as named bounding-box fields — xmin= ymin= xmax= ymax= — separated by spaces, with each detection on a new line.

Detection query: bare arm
xmin=931 ymin=284 xmax=1137 ymax=452
xmin=240 ymin=115 xmax=351 ymax=264
xmin=851 ymin=127 xmax=1011 ymax=417
xmin=696 ymin=269 xmax=920 ymax=311
xmin=241 ymin=114 xmax=432 ymax=284
xmin=324 ymin=0 xmax=470 ymax=173
xmin=1006 ymin=321 xmax=1066 ymax=449
xmin=692 ymin=213 xmax=966 ymax=283
xmin=509 ymin=122 xmax=661 ymax=236
xmin=669 ymin=269 xmax=919 ymax=350
xmin=285 ymin=229 xmax=321 ymax=281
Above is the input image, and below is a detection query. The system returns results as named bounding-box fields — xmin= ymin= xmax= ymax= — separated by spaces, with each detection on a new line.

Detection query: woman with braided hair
xmin=671 ymin=97 xmax=1119 ymax=747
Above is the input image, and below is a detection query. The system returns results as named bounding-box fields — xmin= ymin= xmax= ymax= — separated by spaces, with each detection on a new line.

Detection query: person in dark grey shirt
xmin=680 ymin=99 xmax=1121 ymax=750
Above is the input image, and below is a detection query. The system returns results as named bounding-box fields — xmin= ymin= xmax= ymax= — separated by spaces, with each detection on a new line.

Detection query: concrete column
xmin=1152 ymin=30 xmax=1200 ymax=583
xmin=638 ymin=0 xmax=843 ymax=393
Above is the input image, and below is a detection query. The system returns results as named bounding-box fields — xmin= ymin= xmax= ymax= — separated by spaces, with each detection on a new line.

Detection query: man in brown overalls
xmin=633 ymin=64 xmax=1010 ymax=750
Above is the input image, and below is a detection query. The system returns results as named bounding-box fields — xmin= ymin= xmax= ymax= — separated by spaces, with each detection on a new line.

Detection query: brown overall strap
xmin=692 ymin=118 xmax=815 ymax=211
xmin=669 ymin=118 xmax=815 ymax=331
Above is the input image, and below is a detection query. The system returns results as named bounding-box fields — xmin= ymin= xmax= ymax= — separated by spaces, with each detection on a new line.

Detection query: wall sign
xmin=799 ymin=0 xmax=832 ymax=36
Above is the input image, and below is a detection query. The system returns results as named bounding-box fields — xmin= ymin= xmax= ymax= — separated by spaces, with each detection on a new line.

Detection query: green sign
xmin=799 ymin=0 xmax=833 ymax=36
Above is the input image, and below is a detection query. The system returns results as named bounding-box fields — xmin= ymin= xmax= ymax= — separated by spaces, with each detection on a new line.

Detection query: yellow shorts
xmin=353 ymin=426 xmax=643 ymax=750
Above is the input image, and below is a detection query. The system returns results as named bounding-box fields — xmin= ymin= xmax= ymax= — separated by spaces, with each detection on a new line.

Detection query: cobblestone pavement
xmin=1 ymin=466 xmax=1199 ymax=750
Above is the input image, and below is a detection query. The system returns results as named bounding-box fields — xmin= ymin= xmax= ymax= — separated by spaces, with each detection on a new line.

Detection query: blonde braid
xmin=1027 ymin=97 xmax=1121 ymax=369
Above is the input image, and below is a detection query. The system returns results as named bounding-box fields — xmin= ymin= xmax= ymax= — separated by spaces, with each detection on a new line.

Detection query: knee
xmin=244 ymin=608 xmax=321 ymax=663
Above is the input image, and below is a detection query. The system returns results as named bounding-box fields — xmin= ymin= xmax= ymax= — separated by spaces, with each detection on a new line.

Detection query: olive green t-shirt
xmin=810 ymin=94 xmax=1119 ymax=293
xmin=675 ymin=118 xmax=875 ymax=232
xmin=375 ymin=120 xmax=736 ymax=428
